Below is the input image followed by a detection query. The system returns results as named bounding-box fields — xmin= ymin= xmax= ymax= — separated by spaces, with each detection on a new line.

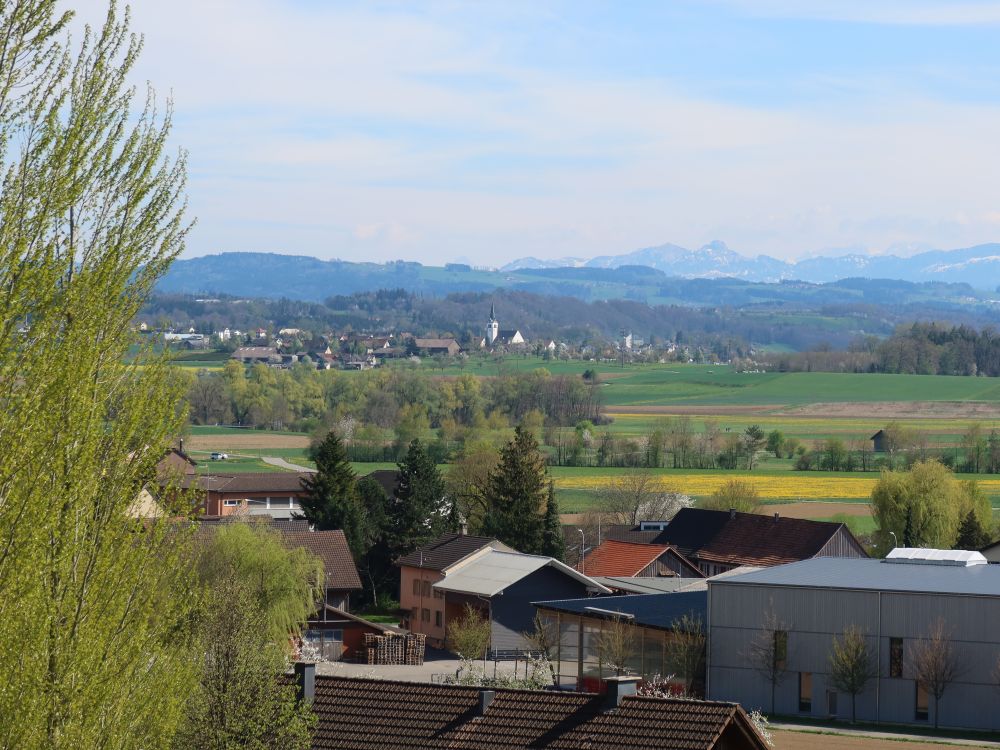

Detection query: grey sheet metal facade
xmin=707 ymin=561 xmax=1000 ymax=731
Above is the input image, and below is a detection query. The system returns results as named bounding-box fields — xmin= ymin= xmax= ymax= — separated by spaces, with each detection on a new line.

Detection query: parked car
xmin=210 ymin=452 xmax=228 ymax=461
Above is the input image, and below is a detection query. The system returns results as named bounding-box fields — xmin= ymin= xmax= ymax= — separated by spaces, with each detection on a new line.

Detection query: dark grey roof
xmin=395 ymin=533 xmax=501 ymax=571
xmin=713 ymin=557 xmax=1000 ymax=597
xmin=533 ymin=591 xmax=706 ymax=631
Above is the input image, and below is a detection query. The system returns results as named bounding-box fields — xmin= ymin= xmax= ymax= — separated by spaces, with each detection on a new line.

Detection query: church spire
xmin=490 ymin=301 xmax=496 ymax=322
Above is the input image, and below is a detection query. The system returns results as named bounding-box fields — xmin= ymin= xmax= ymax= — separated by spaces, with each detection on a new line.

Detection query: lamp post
xmin=578 ymin=528 xmax=586 ymax=573
xmin=889 ymin=531 xmax=898 ymax=550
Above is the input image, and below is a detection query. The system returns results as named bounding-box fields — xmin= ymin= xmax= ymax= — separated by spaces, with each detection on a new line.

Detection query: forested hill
xmin=158 ymin=252 xmax=1000 ymax=313
xmin=144 ymin=282 xmax=1000 ymax=354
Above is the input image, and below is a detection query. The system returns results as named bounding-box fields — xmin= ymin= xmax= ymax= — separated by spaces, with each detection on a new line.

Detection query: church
xmin=480 ymin=302 xmax=525 ymax=349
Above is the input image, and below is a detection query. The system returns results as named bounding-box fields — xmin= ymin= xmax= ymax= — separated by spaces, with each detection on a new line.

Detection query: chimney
xmin=729 ymin=507 xmax=736 ymax=520
xmin=478 ymin=689 xmax=495 ymax=716
xmin=602 ymin=675 xmax=640 ymax=712
xmin=294 ymin=661 xmax=315 ymax=704
xmin=774 ymin=512 xmax=779 ymax=523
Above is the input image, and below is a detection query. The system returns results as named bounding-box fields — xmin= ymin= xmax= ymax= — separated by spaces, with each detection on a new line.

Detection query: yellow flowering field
xmin=553 ymin=472 xmax=1000 ymax=500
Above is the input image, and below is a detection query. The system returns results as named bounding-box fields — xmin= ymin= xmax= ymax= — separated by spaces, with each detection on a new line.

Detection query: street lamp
xmin=578 ymin=528 xmax=586 ymax=573
xmin=889 ymin=531 xmax=898 ymax=549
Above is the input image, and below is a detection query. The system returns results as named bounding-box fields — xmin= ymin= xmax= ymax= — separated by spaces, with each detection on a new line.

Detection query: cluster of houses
xmin=150 ymin=446 xmax=1000 ymax=745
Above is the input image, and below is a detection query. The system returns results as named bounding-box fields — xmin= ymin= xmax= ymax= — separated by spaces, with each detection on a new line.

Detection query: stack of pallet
xmin=364 ymin=632 xmax=426 ymax=665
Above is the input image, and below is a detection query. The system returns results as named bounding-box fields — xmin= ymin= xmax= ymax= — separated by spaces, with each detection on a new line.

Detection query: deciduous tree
xmin=703 ymin=478 xmax=761 ymax=514
xmin=597 ymin=470 xmax=691 ymax=525
xmin=0 ymin=2 xmax=201 ymax=746
xmin=827 ymin=626 xmax=877 ymax=723
xmin=910 ymin=619 xmax=963 ymax=730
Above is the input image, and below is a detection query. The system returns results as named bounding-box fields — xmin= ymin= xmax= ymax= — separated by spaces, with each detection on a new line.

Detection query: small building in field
xmin=871 ymin=429 xmax=887 ymax=452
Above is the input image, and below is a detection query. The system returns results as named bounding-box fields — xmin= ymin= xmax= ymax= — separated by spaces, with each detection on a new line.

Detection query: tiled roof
xmin=690 ymin=510 xmax=861 ymax=567
xmin=361 ymin=469 xmax=397 ymax=499
xmin=309 ymin=676 xmax=768 ymax=750
xmin=627 ymin=508 xmax=868 ymax=568
xmin=579 ymin=540 xmax=684 ymax=577
xmin=284 ymin=529 xmax=362 ymax=591
xmin=396 ymin=533 xmax=501 ymax=571
xmin=413 ymin=338 xmax=459 ymax=349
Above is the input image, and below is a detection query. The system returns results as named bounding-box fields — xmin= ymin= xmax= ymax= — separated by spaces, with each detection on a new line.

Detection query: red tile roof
xmin=308 ymin=676 xmax=769 ymax=750
xmin=579 ymin=540 xmax=679 ymax=577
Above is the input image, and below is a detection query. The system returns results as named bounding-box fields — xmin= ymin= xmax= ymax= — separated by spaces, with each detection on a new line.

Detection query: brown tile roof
xmin=691 ymin=510 xmax=864 ymax=567
xmin=579 ymin=540 xmax=678 ymax=577
xmin=602 ymin=525 xmax=662 ymax=545
xmin=283 ymin=529 xmax=362 ymax=591
xmin=309 ymin=676 xmax=768 ymax=750
xmin=611 ymin=509 xmax=868 ymax=568
xmin=396 ymin=533 xmax=503 ymax=571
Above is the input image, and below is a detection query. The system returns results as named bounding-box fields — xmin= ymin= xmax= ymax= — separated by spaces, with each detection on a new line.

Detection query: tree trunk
xmin=851 ymin=693 xmax=856 ymax=724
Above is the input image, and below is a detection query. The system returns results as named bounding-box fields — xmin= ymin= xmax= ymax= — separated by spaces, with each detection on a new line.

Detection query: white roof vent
xmin=884 ymin=548 xmax=987 ymax=567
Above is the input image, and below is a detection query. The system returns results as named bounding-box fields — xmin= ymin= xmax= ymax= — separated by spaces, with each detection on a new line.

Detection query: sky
xmin=73 ymin=1 xmax=1000 ymax=265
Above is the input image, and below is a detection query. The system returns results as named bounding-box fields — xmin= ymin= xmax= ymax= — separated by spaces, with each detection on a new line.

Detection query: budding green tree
xmin=0 ymin=2 xmax=198 ymax=747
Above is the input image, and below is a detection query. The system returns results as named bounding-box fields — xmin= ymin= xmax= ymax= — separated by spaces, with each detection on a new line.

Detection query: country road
xmin=261 ymin=456 xmax=315 ymax=472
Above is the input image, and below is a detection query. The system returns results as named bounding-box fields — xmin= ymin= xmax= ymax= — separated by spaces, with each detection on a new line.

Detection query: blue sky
xmin=76 ymin=1 xmax=1000 ymax=265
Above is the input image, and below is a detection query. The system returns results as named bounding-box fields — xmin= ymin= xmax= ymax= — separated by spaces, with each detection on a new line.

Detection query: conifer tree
xmin=541 ymin=481 xmax=566 ymax=561
xmin=299 ymin=431 xmax=368 ymax=557
xmin=389 ymin=440 xmax=451 ymax=558
xmin=481 ymin=427 xmax=548 ymax=553
xmin=956 ymin=509 xmax=990 ymax=550
xmin=0 ymin=2 xmax=200 ymax=746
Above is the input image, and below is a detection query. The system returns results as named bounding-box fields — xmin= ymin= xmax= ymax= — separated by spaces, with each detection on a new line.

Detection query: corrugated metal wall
xmin=708 ymin=580 xmax=1000 ymax=730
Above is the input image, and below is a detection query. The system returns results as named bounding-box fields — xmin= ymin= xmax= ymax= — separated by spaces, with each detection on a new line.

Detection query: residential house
xmin=193 ymin=472 xmax=314 ymax=518
xmin=397 ymin=533 xmax=513 ymax=647
xmin=398 ymin=533 xmax=611 ymax=652
xmin=534 ymin=590 xmax=707 ymax=692
xmin=300 ymin=670 xmax=771 ymax=750
xmin=606 ymin=508 xmax=867 ymax=576
xmin=579 ymin=539 xmax=703 ymax=579
xmin=707 ymin=549 xmax=1000 ymax=731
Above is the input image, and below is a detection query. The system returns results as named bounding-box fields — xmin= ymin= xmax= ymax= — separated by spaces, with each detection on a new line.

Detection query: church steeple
xmin=486 ymin=301 xmax=499 ymax=346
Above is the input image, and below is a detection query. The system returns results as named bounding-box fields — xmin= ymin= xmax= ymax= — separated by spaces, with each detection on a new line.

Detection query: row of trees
xmin=186 ymin=361 xmax=602 ymax=439
xmin=299 ymin=427 xmax=565 ymax=604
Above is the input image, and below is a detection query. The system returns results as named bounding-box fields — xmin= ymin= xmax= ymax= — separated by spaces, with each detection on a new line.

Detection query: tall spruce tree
xmin=481 ymin=427 xmax=548 ymax=553
xmin=541 ymin=481 xmax=566 ymax=561
xmin=300 ymin=431 xmax=367 ymax=557
xmin=0 ymin=2 xmax=200 ymax=746
xmin=389 ymin=440 xmax=452 ymax=560
xmin=956 ymin=509 xmax=990 ymax=550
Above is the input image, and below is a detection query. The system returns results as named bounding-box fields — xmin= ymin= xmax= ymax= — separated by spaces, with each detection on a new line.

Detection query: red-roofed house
xmin=578 ymin=540 xmax=703 ymax=579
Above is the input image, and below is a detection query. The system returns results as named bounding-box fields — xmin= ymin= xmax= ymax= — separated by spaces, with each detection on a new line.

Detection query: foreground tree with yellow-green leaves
xmin=0 ymin=2 xmax=319 ymax=747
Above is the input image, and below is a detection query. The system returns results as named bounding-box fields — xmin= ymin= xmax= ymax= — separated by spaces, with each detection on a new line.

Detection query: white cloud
xmin=67 ymin=0 xmax=1000 ymax=263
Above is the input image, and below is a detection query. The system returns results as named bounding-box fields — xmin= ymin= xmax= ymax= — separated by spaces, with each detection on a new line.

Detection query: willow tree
xmin=0 ymin=2 xmax=197 ymax=747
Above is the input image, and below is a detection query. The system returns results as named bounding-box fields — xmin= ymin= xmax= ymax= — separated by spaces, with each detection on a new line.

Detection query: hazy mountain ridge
xmin=503 ymin=241 xmax=1000 ymax=287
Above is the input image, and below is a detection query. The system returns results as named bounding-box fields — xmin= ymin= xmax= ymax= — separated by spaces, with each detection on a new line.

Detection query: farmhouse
xmin=412 ymin=337 xmax=461 ymax=356
xmin=578 ymin=539 xmax=703 ymax=579
xmin=607 ymin=508 xmax=867 ymax=575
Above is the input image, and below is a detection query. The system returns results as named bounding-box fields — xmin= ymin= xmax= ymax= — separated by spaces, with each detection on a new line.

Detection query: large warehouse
xmin=707 ymin=550 xmax=1000 ymax=731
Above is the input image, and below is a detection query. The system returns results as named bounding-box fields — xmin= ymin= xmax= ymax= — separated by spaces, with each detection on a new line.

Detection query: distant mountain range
xmin=502 ymin=241 xmax=1000 ymax=287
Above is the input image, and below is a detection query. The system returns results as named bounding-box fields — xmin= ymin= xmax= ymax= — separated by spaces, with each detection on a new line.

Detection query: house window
xmin=325 ymin=629 xmax=343 ymax=642
xmin=915 ymin=682 xmax=929 ymax=721
xmin=422 ymin=608 xmax=430 ymax=622
xmin=412 ymin=579 xmax=421 ymax=596
xmin=774 ymin=631 xmax=788 ymax=671
xmin=223 ymin=499 xmax=238 ymax=507
xmin=435 ymin=611 xmax=442 ymax=627
xmin=433 ymin=589 xmax=445 ymax=600
xmin=799 ymin=672 xmax=812 ymax=712
xmin=422 ymin=581 xmax=431 ymax=597
xmin=889 ymin=638 xmax=903 ymax=678
xmin=410 ymin=607 xmax=418 ymax=624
